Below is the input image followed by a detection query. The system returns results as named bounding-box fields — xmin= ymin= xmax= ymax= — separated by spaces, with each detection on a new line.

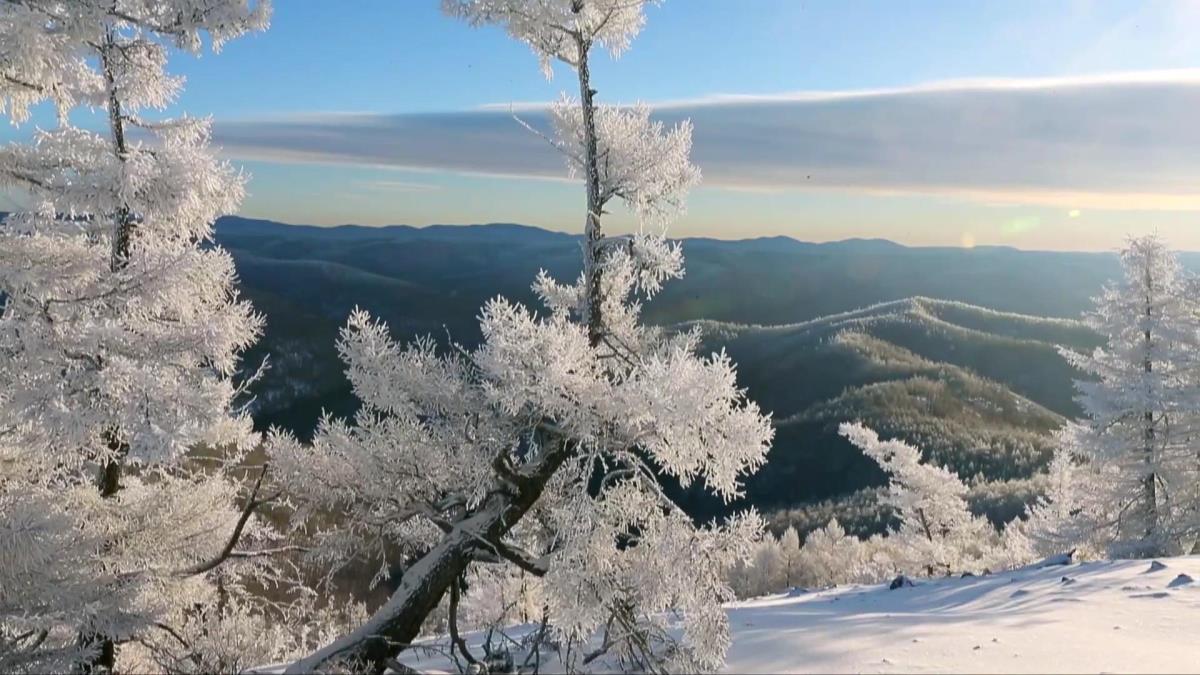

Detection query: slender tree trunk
xmin=520 ymin=572 xmax=530 ymax=624
xmin=97 ymin=31 xmax=135 ymax=494
xmin=286 ymin=438 xmax=573 ymax=675
xmin=102 ymin=33 xmax=135 ymax=275
xmin=78 ymin=32 xmax=135 ymax=674
xmin=1144 ymin=406 xmax=1157 ymax=543
xmin=1143 ymin=265 xmax=1158 ymax=545
xmin=575 ymin=35 xmax=604 ymax=346
xmin=96 ymin=30 xmax=136 ymax=494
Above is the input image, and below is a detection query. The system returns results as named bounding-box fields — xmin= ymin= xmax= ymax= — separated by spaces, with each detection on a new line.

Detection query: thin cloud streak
xmin=356 ymin=179 xmax=443 ymax=193
xmin=215 ymin=71 xmax=1200 ymax=211
xmin=481 ymin=69 xmax=1200 ymax=109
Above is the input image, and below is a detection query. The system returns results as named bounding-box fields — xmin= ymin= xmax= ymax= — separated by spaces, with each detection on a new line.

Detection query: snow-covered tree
xmin=0 ymin=465 xmax=119 ymax=673
xmin=276 ymin=2 xmax=770 ymax=673
xmin=1020 ymin=448 xmax=1103 ymax=558
xmin=1032 ymin=235 xmax=1200 ymax=557
xmin=840 ymin=423 xmax=999 ymax=575
xmin=0 ymin=3 xmax=317 ymax=672
xmin=728 ymin=519 xmax=905 ymax=598
xmin=778 ymin=525 xmax=803 ymax=589
xmin=444 ymin=0 xmax=696 ymax=346
xmin=727 ymin=530 xmax=785 ymax=599
xmin=0 ymin=0 xmax=269 ymax=472
xmin=793 ymin=518 xmax=897 ymax=588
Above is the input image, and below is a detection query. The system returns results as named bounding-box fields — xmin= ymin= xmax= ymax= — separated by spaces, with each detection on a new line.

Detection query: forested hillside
xmin=219 ymin=217 xmax=1109 ymax=529
xmin=684 ymin=298 xmax=1102 ymax=532
xmin=218 ymin=217 xmax=1125 ymax=439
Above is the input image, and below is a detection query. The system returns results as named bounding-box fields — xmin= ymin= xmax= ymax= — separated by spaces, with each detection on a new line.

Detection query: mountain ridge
xmin=668 ymin=295 xmax=1098 ymax=530
xmin=205 ymin=215 xmax=1117 ymax=530
xmin=215 ymin=215 xmax=1118 ymax=255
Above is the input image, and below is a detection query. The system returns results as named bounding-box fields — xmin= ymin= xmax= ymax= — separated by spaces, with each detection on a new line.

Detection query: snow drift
xmin=394 ymin=556 xmax=1200 ymax=674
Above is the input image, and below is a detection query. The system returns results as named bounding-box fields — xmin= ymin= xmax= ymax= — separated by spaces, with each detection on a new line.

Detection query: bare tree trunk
xmin=286 ymin=438 xmax=572 ymax=675
xmin=102 ymin=32 xmax=135 ymax=275
xmin=97 ymin=430 xmax=126 ymax=497
xmin=97 ymin=30 xmax=135 ymax=495
xmin=575 ymin=34 xmax=604 ymax=346
xmin=1144 ymin=409 xmax=1157 ymax=543
xmin=1143 ymin=264 xmax=1158 ymax=545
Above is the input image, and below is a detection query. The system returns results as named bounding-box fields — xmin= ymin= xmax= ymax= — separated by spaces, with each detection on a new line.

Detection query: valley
xmin=219 ymin=218 xmax=1116 ymax=535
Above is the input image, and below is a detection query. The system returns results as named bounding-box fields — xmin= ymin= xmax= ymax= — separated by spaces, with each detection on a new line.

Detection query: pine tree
xmin=1018 ymin=446 xmax=1097 ymax=557
xmin=1035 ymin=235 xmax=1200 ymax=557
xmin=0 ymin=3 xmax=315 ymax=672
xmin=276 ymin=2 xmax=772 ymax=672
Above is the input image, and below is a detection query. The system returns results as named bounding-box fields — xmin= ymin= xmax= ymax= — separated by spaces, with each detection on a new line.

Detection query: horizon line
xmin=218 ymin=214 xmax=1175 ymax=256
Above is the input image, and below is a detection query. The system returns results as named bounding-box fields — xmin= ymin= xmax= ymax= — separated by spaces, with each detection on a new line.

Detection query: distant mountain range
xmin=217 ymin=215 xmax=1134 ymax=333
xmin=212 ymin=217 xmax=1141 ymax=529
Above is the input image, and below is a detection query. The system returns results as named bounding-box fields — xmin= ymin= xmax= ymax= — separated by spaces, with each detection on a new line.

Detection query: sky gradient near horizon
xmin=5 ymin=0 xmax=1200 ymax=250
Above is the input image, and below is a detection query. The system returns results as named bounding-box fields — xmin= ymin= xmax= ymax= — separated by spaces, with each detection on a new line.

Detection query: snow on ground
xmin=725 ymin=556 xmax=1200 ymax=674
xmin=305 ymin=556 xmax=1200 ymax=674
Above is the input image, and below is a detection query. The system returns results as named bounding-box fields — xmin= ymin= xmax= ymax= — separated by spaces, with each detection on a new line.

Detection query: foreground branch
xmin=285 ymin=437 xmax=573 ymax=674
xmin=174 ymin=465 xmax=276 ymax=577
xmin=448 ymin=576 xmax=478 ymax=667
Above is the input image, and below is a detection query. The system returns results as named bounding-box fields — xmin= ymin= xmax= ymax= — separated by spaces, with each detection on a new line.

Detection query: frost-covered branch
xmin=173 ymin=465 xmax=278 ymax=577
xmin=841 ymin=423 xmax=1012 ymax=576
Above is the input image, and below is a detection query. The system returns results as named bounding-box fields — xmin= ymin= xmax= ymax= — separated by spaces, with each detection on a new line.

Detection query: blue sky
xmin=172 ymin=1 xmax=1200 ymax=115
xmin=6 ymin=1 xmax=1200 ymax=250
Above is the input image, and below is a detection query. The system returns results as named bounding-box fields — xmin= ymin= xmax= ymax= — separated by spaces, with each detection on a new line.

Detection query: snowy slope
xmin=725 ymin=556 xmax=1200 ymax=674
xmin=382 ymin=557 xmax=1200 ymax=674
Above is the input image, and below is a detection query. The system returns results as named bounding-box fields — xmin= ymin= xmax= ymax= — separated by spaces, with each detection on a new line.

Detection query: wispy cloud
xmin=355 ymin=179 xmax=442 ymax=193
xmin=215 ymin=70 xmax=1200 ymax=211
